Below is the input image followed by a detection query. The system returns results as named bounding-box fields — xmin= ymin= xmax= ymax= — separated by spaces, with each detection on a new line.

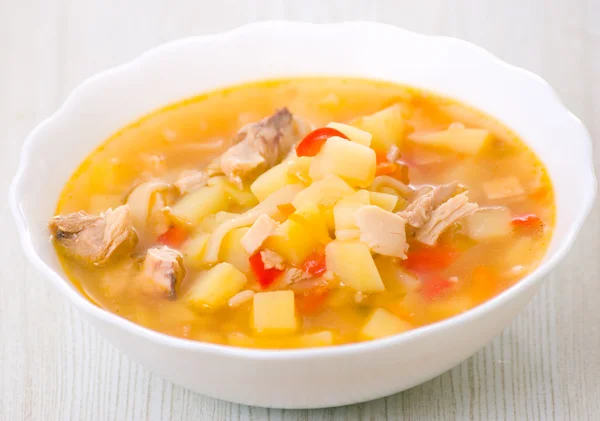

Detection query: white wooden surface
xmin=1 ymin=1 xmax=599 ymax=419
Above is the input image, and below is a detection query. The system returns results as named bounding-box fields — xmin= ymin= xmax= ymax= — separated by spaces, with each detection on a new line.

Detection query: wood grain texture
xmin=1 ymin=0 xmax=599 ymax=419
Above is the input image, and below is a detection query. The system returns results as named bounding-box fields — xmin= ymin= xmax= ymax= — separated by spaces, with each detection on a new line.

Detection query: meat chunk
xmin=174 ymin=170 xmax=208 ymax=195
xmin=260 ymin=249 xmax=285 ymax=270
xmin=142 ymin=246 xmax=185 ymax=299
xmin=398 ymin=182 xmax=458 ymax=228
xmin=240 ymin=213 xmax=278 ymax=254
xmin=217 ymin=108 xmax=306 ymax=187
xmin=49 ymin=205 xmax=137 ymax=264
xmin=415 ymin=192 xmax=478 ymax=245
xmin=355 ymin=206 xmax=408 ymax=259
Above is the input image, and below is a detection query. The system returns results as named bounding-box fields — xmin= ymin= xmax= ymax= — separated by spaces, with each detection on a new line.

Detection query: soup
xmin=50 ymin=78 xmax=554 ymax=349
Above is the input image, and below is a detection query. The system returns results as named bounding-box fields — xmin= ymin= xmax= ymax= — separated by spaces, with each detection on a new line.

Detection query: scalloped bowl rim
xmin=9 ymin=21 xmax=596 ymax=361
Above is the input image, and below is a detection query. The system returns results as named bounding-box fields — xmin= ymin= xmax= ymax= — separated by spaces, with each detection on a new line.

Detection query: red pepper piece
xmin=295 ymin=127 xmax=349 ymax=157
xmin=249 ymin=251 xmax=284 ymax=289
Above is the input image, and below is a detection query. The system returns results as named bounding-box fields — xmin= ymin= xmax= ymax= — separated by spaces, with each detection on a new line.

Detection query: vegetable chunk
xmin=362 ymin=308 xmax=412 ymax=339
xmin=309 ymin=137 xmax=376 ymax=187
xmin=170 ymin=185 xmax=228 ymax=224
xmin=325 ymin=240 xmax=385 ymax=292
xmin=253 ymin=290 xmax=297 ymax=334
xmin=351 ymin=104 xmax=407 ymax=151
xmin=186 ymin=262 xmax=247 ymax=311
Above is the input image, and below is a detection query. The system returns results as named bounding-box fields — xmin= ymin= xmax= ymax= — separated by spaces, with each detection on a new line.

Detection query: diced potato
xmin=351 ymin=104 xmax=406 ymax=151
xmin=295 ymin=331 xmax=333 ymax=347
xmin=309 ymin=137 xmax=376 ymax=187
xmin=466 ymin=207 xmax=512 ymax=240
xmin=292 ymin=174 xmax=354 ymax=210
xmin=252 ymin=290 xmax=296 ymax=334
xmin=288 ymin=203 xmax=331 ymax=244
xmin=264 ymin=219 xmax=320 ymax=265
xmin=325 ymin=240 xmax=385 ymax=292
xmin=362 ymin=308 xmax=412 ymax=339
xmin=219 ymin=227 xmax=251 ymax=273
xmin=326 ymin=122 xmax=372 ymax=146
xmin=186 ymin=262 xmax=247 ymax=311
xmin=483 ymin=176 xmax=525 ymax=200
xmin=181 ymin=232 xmax=210 ymax=265
xmin=369 ymin=191 xmax=398 ymax=212
xmin=170 ymin=185 xmax=228 ymax=224
xmin=250 ymin=158 xmax=312 ymax=202
xmin=408 ymin=125 xmax=492 ymax=155
xmin=504 ymin=237 xmax=536 ymax=268
xmin=207 ymin=176 xmax=258 ymax=208
xmin=333 ymin=190 xmax=370 ymax=231
xmin=374 ymin=255 xmax=420 ymax=294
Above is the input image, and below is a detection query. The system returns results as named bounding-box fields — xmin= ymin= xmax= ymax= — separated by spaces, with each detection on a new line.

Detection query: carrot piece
xmin=295 ymin=285 xmax=329 ymax=315
xmin=301 ymin=251 xmax=327 ymax=276
xmin=249 ymin=251 xmax=284 ymax=289
xmin=512 ymin=214 xmax=544 ymax=231
xmin=470 ymin=266 xmax=497 ymax=304
xmin=157 ymin=226 xmax=189 ymax=248
xmin=295 ymin=127 xmax=349 ymax=157
xmin=403 ymin=245 xmax=459 ymax=273
xmin=375 ymin=161 xmax=398 ymax=176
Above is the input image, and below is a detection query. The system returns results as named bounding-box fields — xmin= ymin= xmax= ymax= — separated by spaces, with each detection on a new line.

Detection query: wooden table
xmin=2 ymin=1 xmax=599 ymax=419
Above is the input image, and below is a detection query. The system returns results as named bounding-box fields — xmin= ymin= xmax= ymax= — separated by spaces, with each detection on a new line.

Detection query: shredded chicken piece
xmin=228 ymin=290 xmax=255 ymax=308
xmin=260 ymin=249 xmax=285 ymax=270
xmin=49 ymin=205 xmax=137 ymax=264
xmin=215 ymin=108 xmax=308 ymax=187
xmin=240 ymin=213 xmax=279 ymax=254
xmin=398 ymin=182 xmax=458 ymax=228
xmin=355 ymin=206 xmax=408 ymax=259
xmin=415 ymin=192 xmax=478 ymax=245
xmin=174 ymin=170 xmax=208 ymax=195
xmin=142 ymin=246 xmax=185 ymax=299
xmin=281 ymin=267 xmax=309 ymax=285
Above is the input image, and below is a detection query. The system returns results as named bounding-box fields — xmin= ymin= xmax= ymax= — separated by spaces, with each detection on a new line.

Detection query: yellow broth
xmin=55 ymin=78 xmax=554 ymax=348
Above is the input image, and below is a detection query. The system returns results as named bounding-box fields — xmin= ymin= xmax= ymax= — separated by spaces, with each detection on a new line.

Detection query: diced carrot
xmin=511 ymin=214 xmax=544 ymax=232
xmin=375 ymin=151 xmax=389 ymax=164
xmin=277 ymin=203 xmax=296 ymax=218
xmin=295 ymin=127 xmax=349 ymax=157
xmin=301 ymin=251 xmax=327 ymax=276
xmin=420 ymin=276 xmax=454 ymax=300
xmin=157 ymin=226 xmax=189 ymax=248
xmin=249 ymin=251 xmax=284 ymax=289
xmin=403 ymin=245 xmax=459 ymax=273
xmin=470 ymin=266 xmax=497 ymax=304
xmin=295 ymin=285 xmax=329 ymax=315
xmin=375 ymin=161 xmax=397 ymax=176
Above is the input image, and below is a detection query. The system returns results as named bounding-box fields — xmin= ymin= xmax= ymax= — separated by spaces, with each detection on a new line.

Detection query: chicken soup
xmin=50 ymin=78 xmax=554 ymax=348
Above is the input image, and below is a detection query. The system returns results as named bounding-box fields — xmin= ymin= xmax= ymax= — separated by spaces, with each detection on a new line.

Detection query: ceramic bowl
xmin=10 ymin=22 xmax=596 ymax=408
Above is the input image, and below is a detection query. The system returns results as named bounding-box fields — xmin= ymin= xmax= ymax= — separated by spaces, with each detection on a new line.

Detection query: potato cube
xmin=288 ymin=203 xmax=331 ymax=244
xmin=219 ymin=227 xmax=251 ymax=272
xmin=250 ymin=158 xmax=313 ymax=202
xmin=292 ymin=174 xmax=354 ymax=210
xmin=333 ymin=190 xmax=370 ymax=231
xmin=253 ymin=290 xmax=296 ymax=334
xmin=264 ymin=219 xmax=320 ymax=265
xmin=351 ymin=104 xmax=406 ymax=151
xmin=170 ymin=185 xmax=228 ymax=224
xmin=309 ymin=137 xmax=376 ymax=187
xmin=483 ymin=176 xmax=525 ymax=200
xmin=325 ymin=240 xmax=385 ymax=292
xmin=369 ymin=191 xmax=398 ymax=212
xmin=181 ymin=232 xmax=210 ymax=266
xmin=326 ymin=122 xmax=372 ymax=146
xmin=208 ymin=176 xmax=258 ymax=208
xmin=186 ymin=263 xmax=247 ymax=311
xmin=466 ymin=207 xmax=512 ymax=240
xmin=362 ymin=308 xmax=412 ymax=339
xmin=408 ymin=125 xmax=492 ymax=155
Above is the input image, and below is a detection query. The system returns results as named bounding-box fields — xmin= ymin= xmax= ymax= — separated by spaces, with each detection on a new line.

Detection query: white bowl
xmin=10 ymin=22 xmax=596 ymax=409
